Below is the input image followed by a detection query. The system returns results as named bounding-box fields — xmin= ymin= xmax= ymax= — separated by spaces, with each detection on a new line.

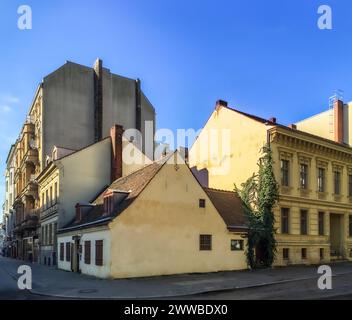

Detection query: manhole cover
xmin=79 ymin=289 xmax=98 ymax=294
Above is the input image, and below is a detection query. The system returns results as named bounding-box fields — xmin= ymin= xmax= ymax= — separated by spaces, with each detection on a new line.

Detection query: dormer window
xmin=103 ymin=195 xmax=114 ymax=215
xmin=102 ymin=189 xmax=130 ymax=216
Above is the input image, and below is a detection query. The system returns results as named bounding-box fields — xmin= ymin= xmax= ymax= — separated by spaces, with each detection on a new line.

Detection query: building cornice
xmin=269 ymin=127 xmax=352 ymax=164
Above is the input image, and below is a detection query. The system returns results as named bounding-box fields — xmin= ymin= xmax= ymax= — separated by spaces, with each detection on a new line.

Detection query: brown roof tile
xmin=59 ymin=154 xmax=172 ymax=231
xmin=203 ymin=187 xmax=247 ymax=232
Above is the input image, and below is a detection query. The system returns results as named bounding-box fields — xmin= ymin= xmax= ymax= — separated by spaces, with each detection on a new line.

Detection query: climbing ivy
xmin=235 ymin=144 xmax=279 ymax=269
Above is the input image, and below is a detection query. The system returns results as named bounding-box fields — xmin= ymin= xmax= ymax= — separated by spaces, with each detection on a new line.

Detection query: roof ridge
xmin=203 ymin=187 xmax=236 ymax=194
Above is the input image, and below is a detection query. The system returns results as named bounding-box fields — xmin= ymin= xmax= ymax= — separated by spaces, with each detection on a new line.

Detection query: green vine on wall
xmin=235 ymin=144 xmax=279 ymax=269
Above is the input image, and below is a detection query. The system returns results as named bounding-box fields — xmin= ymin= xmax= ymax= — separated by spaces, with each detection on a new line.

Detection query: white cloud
xmin=0 ymin=105 xmax=11 ymax=113
xmin=1 ymin=95 xmax=20 ymax=104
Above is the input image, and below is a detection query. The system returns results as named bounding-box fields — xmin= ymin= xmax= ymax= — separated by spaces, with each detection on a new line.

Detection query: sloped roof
xmin=203 ymin=187 xmax=247 ymax=232
xmin=59 ymin=154 xmax=172 ymax=231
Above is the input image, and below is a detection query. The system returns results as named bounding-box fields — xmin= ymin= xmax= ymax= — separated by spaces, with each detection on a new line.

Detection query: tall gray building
xmin=9 ymin=59 xmax=156 ymax=262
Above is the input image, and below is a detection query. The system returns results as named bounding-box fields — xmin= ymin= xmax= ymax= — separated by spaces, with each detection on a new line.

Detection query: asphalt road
xmin=181 ymin=273 xmax=352 ymax=300
xmin=0 ymin=255 xmax=351 ymax=300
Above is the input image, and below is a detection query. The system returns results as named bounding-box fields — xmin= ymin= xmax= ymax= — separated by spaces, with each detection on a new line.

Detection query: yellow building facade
xmin=190 ymin=101 xmax=352 ymax=266
xmin=57 ymin=152 xmax=248 ymax=279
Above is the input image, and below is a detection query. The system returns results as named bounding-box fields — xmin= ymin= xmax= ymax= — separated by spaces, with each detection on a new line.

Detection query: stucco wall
xmin=42 ymin=62 xmax=95 ymax=167
xmin=295 ymin=110 xmax=333 ymax=142
xmin=189 ymin=107 xmax=270 ymax=190
xmin=57 ymin=228 xmax=111 ymax=278
xmin=57 ymin=138 xmax=111 ymax=227
xmin=109 ymin=157 xmax=247 ymax=279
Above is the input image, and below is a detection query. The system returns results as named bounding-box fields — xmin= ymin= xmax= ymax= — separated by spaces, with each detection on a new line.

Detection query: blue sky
xmin=0 ymin=0 xmax=351 ymax=221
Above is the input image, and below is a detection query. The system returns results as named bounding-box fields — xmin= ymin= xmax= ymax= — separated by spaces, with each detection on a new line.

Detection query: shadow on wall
xmin=191 ymin=167 xmax=209 ymax=188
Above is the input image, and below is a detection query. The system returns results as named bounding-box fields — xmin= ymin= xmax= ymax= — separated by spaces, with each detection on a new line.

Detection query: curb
xmin=28 ymin=271 xmax=352 ymax=300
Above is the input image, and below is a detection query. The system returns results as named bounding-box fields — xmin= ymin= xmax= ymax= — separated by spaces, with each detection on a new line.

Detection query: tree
xmin=235 ymin=144 xmax=279 ymax=268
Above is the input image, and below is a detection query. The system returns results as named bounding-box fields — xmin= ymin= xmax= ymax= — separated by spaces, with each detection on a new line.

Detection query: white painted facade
xmin=57 ymin=227 xmax=111 ymax=278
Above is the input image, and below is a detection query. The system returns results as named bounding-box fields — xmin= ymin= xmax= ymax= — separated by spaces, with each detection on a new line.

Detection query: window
xmin=349 ymin=216 xmax=352 ymax=237
xmin=199 ymin=199 xmax=206 ymax=208
xmin=231 ymin=240 xmax=244 ymax=251
xmin=199 ymin=235 xmax=212 ymax=251
xmin=349 ymin=175 xmax=352 ymax=197
xmin=283 ymin=248 xmax=289 ymax=260
xmin=84 ymin=241 xmax=91 ymax=264
xmin=54 ymin=182 xmax=58 ymax=204
xmin=45 ymin=225 xmax=48 ymax=245
xmin=334 ymin=171 xmax=341 ymax=195
xmin=301 ymin=248 xmax=307 ymax=260
xmin=95 ymin=240 xmax=103 ymax=266
xmin=45 ymin=190 xmax=49 ymax=209
xmin=41 ymin=226 xmax=44 ymax=244
xmin=60 ymin=243 xmax=64 ymax=261
xmin=318 ymin=168 xmax=325 ymax=192
xmin=320 ymin=248 xmax=324 ymax=260
xmin=50 ymin=186 xmax=53 ymax=206
xmin=300 ymin=164 xmax=308 ymax=189
xmin=281 ymin=208 xmax=289 ymax=234
xmin=49 ymin=224 xmax=53 ymax=245
xmin=281 ymin=160 xmax=290 ymax=186
xmin=66 ymin=242 xmax=71 ymax=262
xmin=41 ymin=192 xmax=44 ymax=208
xmin=300 ymin=210 xmax=308 ymax=235
xmin=318 ymin=212 xmax=325 ymax=236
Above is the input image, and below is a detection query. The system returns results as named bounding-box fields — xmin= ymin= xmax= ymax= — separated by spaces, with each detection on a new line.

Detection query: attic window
xmin=103 ymin=195 xmax=114 ymax=215
xmin=199 ymin=199 xmax=206 ymax=208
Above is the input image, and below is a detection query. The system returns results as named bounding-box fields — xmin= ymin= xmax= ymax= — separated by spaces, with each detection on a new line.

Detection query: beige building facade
xmin=57 ymin=152 xmax=248 ymax=279
xmin=190 ymin=100 xmax=352 ymax=266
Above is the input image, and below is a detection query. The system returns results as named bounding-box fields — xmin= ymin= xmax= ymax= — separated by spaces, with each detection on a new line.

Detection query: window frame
xmin=299 ymin=163 xmax=308 ymax=189
xmin=60 ymin=243 xmax=64 ymax=261
xmin=334 ymin=171 xmax=341 ymax=195
xmin=84 ymin=241 xmax=91 ymax=264
xmin=318 ymin=212 xmax=325 ymax=236
xmin=65 ymin=242 xmax=71 ymax=262
xmin=95 ymin=240 xmax=103 ymax=266
xmin=283 ymin=248 xmax=289 ymax=260
xmin=199 ymin=234 xmax=212 ymax=251
xmin=281 ymin=208 xmax=290 ymax=234
xmin=281 ymin=159 xmax=290 ymax=187
xmin=231 ymin=239 xmax=244 ymax=251
xmin=318 ymin=168 xmax=325 ymax=193
xmin=300 ymin=210 xmax=308 ymax=235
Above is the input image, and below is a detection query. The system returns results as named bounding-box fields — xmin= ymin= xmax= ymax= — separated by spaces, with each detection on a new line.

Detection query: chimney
xmin=334 ymin=100 xmax=344 ymax=144
xmin=268 ymin=117 xmax=277 ymax=124
xmin=94 ymin=58 xmax=103 ymax=142
xmin=215 ymin=100 xmax=228 ymax=111
xmin=288 ymin=124 xmax=297 ymax=130
xmin=75 ymin=203 xmax=81 ymax=223
xmin=135 ymin=79 xmax=142 ymax=132
xmin=110 ymin=124 xmax=124 ymax=182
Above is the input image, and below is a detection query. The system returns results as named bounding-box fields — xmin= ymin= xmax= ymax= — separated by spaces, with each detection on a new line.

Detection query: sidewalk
xmin=1 ymin=257 xmax=351 ymax=299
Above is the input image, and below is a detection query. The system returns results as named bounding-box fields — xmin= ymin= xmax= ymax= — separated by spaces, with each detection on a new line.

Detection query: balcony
xmin=21 ymin=214 xmax=39 ymax=231
xmin=22 ymin=180 xmax=38 ymax=199
xmin=40 ymin=203 xmax=58 ymax=220
xmin=23 ymin=148 xmax=38 ymax=166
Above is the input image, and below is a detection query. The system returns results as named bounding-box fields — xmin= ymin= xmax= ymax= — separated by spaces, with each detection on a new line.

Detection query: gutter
xmin=58 ymin=217 xmax=112 ymax=233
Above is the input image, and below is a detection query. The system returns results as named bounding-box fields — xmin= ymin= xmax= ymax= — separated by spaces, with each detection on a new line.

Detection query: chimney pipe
xmin=289 ymin=124 xmax=297 ymax=130
xmin=110 ymin=124 xmax=124 ymax=182
xmin=268 ymin=117 xmax=277 ymax=124
xmin=215 ymin=100 xmax=228 ymax=111
xmin=334 ymin=100 xmax=344 ymax=144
